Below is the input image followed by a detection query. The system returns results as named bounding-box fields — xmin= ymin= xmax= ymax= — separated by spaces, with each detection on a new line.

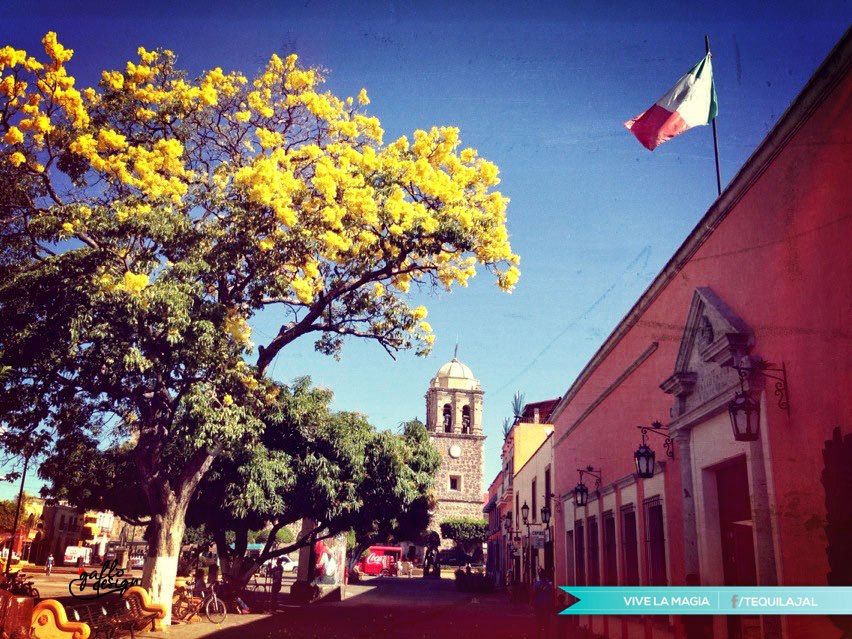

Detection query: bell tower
xmin=425 ymin=353 xmax=486 ymax=538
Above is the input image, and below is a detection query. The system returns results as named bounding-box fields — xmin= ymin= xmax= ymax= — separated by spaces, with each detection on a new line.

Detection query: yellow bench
xmin=31 ymin=587 xmax=166 ymax=639
xmin=31 ymin=599 xmax=90 ymax=639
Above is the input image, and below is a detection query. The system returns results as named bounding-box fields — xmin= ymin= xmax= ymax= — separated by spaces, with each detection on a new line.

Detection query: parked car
xmin=262 ymin=555 xmax=298 ymax=574
xmin=281 ymin=555 xmax=298 ymax=573
xmin=63 ymin=546 xmax=91 ymax=567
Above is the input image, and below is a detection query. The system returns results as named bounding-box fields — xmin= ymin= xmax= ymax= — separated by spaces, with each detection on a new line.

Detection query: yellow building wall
xmin=512 ymin=422 xmax=554 ymax=472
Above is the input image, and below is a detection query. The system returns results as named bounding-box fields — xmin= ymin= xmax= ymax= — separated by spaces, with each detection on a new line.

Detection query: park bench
xmin=122 ymin=587 xmax=164 ymax=633
xmin=31 ymin=598 xmax=91 ymax=639
xmin=0 ymin=586 xmax=89 ymax=639
xmin=67 ymin=599 xmax=135 ymax=639
xmin=66 ymin=587 xmax=164 ymax=639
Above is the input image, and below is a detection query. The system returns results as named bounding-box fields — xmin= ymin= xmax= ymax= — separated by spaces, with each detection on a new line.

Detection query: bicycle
xmin=212 ymin=579 xmax=250 ymax=616
xmin=0 ymin=571 xmax=39 ymax=598
xmin=171 ymin=584 xmax=226 ymax=624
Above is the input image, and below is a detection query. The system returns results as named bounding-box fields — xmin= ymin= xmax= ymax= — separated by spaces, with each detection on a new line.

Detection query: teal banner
xmin=559 ymin=587 xmax=852 ymax=615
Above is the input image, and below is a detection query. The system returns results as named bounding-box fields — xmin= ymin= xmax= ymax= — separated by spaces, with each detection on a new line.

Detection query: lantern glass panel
xmin=574 ymin=482 xmax=589 ymax=507
xmin=521 ymin=501 xmax=530 ymax=523
xmin=541 ymin=504 xmax=551 ymax=525
xmin=634 ymin=444 xmax=656 ymax=478
xmin=729 ymin=392 xmax=760 ymax=441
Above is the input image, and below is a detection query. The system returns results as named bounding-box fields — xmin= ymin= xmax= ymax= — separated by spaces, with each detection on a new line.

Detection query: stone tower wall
xmin=429 ymin=432 xmax=485 ymax=546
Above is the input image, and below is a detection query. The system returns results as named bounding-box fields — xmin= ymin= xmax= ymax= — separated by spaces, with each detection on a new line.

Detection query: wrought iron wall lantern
xmin=573 ymin=466 xmax=602 ymax=507
xmin=634 ymin=421 xmax=674 ymax=479
xmin=726 ymin=359 xmax=790 ymax=442
xmin=504 ymin=513 xmax=523 ymax=538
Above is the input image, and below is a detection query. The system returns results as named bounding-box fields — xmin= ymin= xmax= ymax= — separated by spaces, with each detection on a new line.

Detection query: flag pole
xmin=705 ymin=35 xmax=722 ymax=196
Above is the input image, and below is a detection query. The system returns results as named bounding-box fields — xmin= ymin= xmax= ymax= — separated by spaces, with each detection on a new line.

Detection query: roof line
xmin=549 ymin=28 xmax=852 ymax=425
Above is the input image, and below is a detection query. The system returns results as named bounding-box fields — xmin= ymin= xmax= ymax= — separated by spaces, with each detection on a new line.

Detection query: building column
xmin=677 ymin=428 xmax=700 ymax=581
xmin=750 ymin=394 xmax=782 ymax=639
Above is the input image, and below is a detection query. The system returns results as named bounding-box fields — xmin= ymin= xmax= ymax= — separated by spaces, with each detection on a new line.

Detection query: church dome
xmin=431 ymin=357 xmax=480 ymax=390
xmin=435 ymin=357 xmax=475 ymax=380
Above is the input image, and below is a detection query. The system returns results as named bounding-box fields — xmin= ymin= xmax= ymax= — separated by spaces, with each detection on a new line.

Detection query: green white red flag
xmin=625 ymin=53 xmax=718 ymax=150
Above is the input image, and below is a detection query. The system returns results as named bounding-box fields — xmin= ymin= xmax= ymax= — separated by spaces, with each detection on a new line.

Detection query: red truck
xmin=356 ymin=545 xmax=402 ymax=576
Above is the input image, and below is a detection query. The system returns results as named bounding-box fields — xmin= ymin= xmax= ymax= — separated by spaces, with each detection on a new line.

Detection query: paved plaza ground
xmin=27 ymin=570 xmax=586 ymax=639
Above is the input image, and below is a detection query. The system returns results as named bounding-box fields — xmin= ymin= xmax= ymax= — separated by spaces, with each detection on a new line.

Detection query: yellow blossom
xmin=222 ymin=394 xmax=234 ymax=407
xmin=357 ymin=88 xmax=370 ymax=105
xmin=3 ymin=127 xmax=23 ymax=144
xmin=102 ymin=70 xmax=124 ymax=90
xmin=42 ymin=32 xmax=74 ymax=64
xmin=291 ymin=277 xmax=314 ymax=304
xmin=255 ymin=127 xmax=283 ymax=149
xmin=224 ymin=309 xmax=252 ymax=344
xmin=8 ymin=151 xmax=26 ymax=166
xmin=121 ymin=271 xmax=150 ymax=295
xmin=412 ymin=306 xmax=428 ymax=320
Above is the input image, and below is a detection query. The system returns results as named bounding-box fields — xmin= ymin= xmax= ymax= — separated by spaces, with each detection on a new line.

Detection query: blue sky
xmin=2 ymin=1 xmax=849 ymax=500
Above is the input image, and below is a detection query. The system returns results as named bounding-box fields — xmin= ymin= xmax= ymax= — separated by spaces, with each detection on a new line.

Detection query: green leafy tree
xmin=345 ymin=419 xmax=440 ymax=571
xmin=253 ymin=527 xmax=294 ymax=545
xmin=0 ymin=34 xmax=517 ymax=615
xmin=0 ymin=498 xmax=20 ymax=534
xmin=187 ymin=385 xmax=440 ymax=585
xmin=440 ymin=517 xmax=488 ymax=558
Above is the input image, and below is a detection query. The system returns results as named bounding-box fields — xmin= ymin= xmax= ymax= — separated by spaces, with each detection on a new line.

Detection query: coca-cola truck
xmin=356 ymin=545 xmax=402 ymax=576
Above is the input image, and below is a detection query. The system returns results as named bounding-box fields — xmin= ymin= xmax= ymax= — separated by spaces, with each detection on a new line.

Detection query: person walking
xmin=45 ymin=554 xmax=54 ymax=577
xmin=532 ymin=568 xmax=554 ymax=639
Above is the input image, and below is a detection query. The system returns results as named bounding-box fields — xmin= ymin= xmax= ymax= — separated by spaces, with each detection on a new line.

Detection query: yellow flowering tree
xmin=0 ymin=33 xmax=518 ymax=613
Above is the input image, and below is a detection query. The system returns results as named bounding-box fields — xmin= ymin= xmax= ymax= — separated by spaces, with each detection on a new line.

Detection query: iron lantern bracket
xmin=576 ymin=465 xmax=602 ymax=489
xmin=728 ymin=359 xmax=790 ymax=414
xmin=637 ymin=421 xmax=675 ymax=459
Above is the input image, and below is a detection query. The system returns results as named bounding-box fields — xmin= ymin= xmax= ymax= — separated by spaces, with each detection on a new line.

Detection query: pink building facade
xmin=551 ymin=33 xmax=851 ymax=639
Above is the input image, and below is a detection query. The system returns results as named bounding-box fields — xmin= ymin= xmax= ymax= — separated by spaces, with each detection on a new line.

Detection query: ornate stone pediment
xmin=660 ymin=288 xmax=753 ymax=421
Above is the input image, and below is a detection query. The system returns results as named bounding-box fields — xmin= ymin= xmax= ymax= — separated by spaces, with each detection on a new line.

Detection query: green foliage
xmin=439 ymin=517 xmax=489 ymax=544
xmin=344 ymin=529 xmax=356 ymax=550
xmin=38 ymin=434 xmax=150 ymax=525
xmin=182 ymin=525 xmax=214 ymax=548
xmin=0 ymin=498 xmax=19 ymax=533
xmin=511 ymin=391 xmax=525 ymax=420
xmin=253 ymin=527 xmax=294 ymax=545
xmin=502 ymin=416 xmax=512 ymax=439
xmin=184 ymin=381 xmax=440 ymax=573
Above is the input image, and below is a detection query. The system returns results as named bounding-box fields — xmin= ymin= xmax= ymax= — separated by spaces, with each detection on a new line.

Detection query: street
xmin=26 ymin=571 xmax=580 ymax=639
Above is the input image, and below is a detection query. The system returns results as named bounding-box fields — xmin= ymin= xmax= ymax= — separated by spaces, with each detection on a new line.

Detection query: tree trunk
xmin=348 ymin=542 xmax=369 ymax=573
xmin=219 ymin=555 xmax=261 ymax=589
xmin=136 ymin=436 xmax=215 ymax=625
xmin=142 ymin=498 xmax=189 ymax=626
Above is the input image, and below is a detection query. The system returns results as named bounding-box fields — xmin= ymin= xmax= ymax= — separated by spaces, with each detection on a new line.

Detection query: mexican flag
xmin=625 ymin=53 xmax=718 ymax=151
